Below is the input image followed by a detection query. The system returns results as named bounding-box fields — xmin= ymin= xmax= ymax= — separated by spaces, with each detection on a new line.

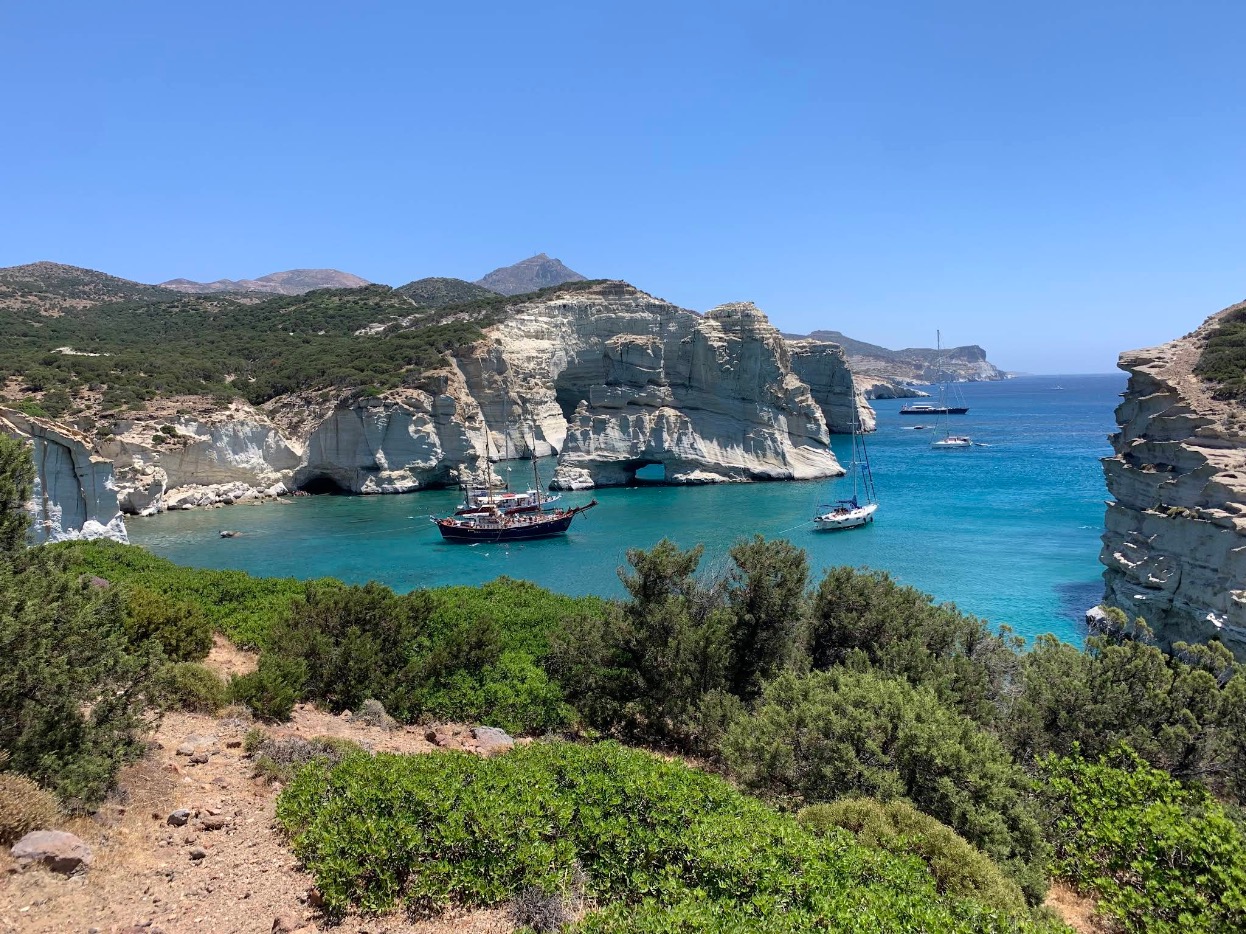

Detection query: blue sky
xmin=3 ymin=1 xmax=1245 ymax=373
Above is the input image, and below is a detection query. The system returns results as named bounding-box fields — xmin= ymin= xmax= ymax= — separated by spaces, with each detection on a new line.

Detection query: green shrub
xmin=797 ymin=798 xmax=1028 ymax=915
xmin=0 ymin=550 xmax=163 ymax=809
xmin=276 ymin=741 xmax=1052 ymax=931
xmin=123 ymin=584 xmax=213 ymax=661
xmin=251 ymin=734 xmax=362 ymax=785
xmin=156 ymin=662 xmax=227 ymax=714
xmin=1039 ymin=746 xmax=1246 ymax=933
xmin=0 ymin=771 xmax=60 ymax=844
xmin=229 ymin=654 xmax=305 ymax=721
xmin=721 ymin=668 xmax=1048 ymax=904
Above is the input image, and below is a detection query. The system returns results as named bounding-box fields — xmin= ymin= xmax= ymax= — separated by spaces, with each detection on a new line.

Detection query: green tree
xmin=721 ymin=668 xmax=1048 ymax=903
xmin=723 ymin=536 xmax=807 ymax=700
xmin=0 ymin=434 xmax=33 ymax=552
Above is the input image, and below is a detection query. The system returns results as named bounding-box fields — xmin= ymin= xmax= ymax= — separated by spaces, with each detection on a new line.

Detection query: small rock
xmin=189 ymin=750 xmax=210 ymax=765
xmin=306 ymin=887 xmax=324 ymax=908
xmin=272 ymin=915 xmax=302 ymax=933
xmin=10 ymin=830 xmax=93 ymax=874
xmin=472 ymin=726 xmax=515 ymax=755
xmin=167 ymin=809 xmax=191 ymax=827
xmin=176 ymin=734 xmax=217 ymax=756
xmin=198 ymin=816 xmax=228 ymax=831
xmin=188 ymin=847 xmax=207 ymax=861
xmin=423 ymin=729 xmax=437 ymax=743
xmin=225 ymin=740 xmax=242 ymax=749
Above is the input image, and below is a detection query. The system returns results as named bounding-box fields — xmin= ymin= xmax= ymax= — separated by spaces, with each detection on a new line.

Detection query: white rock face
xmin=786 ymin=338 xmax=876 ymax=432
xmin=22 ymin=282 xmax=864 ymax=518
xmin=469 ymin=287 xmax=843 ymax=489
xmin=0 ymin=409 xmax=128 ymax=543
xmin=1100 ymin=303 xmax=1246 ymax=655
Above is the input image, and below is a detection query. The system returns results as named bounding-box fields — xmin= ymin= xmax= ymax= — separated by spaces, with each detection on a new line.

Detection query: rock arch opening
xmin=631 ymin=461 xmax=667 ymax=484
xmin=297 ymin=474 xmax=352 ymax=495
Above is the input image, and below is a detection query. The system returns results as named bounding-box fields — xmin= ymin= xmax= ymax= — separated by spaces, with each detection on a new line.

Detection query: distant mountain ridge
xmin=395 ymin=277 xmax=498 ymax=307
xmin=475 ymin=253 xmax=586 ymax=296
xmin=0 ymin=261 xmax=179 ymax=314
xmin=160 ymin=268 xmax=370 ymax=296
xmin=798 ymin=329 xmax=1006 ymax=385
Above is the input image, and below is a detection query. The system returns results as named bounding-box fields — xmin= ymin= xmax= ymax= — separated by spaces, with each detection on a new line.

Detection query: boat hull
xmin=932 ymin=438 xmax=973 ymax=448
xmin=436 ymin=513 xmax=576 ymax=541
xmin=813 ymin=502 xmax=878 ymax=531
xmin=900 ymin=406 xmax=968 ymax=415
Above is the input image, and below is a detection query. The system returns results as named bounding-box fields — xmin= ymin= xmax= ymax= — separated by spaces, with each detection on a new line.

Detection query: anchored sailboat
xmin=813 ymin=387 xmax=878 ymax=531
xmin=930 ymin=330 xmax=974 ymax=449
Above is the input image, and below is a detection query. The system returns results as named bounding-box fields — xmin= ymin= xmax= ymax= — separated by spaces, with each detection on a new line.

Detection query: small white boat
xmin=932 ymin=435 xmax=973 ymax=449
xmin=929 ymin=331 xmax=974 ymax=449
xmin=813 ymin=389 xmax=878 ymax=532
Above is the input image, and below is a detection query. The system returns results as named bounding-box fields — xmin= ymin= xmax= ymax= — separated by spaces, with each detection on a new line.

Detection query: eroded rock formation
xmin=13 ymin=281 xmax=869 ymax=522
xmin=1100 ymin=303 xmax=1246 ymax=654
xmin=0 ymin=409 xmax=127 ymax=542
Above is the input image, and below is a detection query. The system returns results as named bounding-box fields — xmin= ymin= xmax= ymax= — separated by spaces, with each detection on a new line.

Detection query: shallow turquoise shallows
xmin=128 ymin=374 xmax=1124 ymax=645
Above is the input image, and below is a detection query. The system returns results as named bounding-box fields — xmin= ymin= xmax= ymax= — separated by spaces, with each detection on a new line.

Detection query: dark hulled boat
xmin=899 ymin=403 xmax=969 ymax=415
xmin=432 ymin=500 xmax=598 ymax=542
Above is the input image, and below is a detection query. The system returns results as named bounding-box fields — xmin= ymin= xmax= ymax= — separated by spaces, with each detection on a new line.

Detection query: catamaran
xmin=813 ymin=387 xmax=878 ymax=531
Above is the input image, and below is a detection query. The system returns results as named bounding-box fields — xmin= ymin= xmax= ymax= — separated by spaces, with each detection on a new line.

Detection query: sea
xmin=128 ymin=374 xmax=1125 ymax=646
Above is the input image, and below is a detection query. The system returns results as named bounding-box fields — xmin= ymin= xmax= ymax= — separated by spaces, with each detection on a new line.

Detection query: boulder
xmin=472 ymin=726 xmax=515 ymax=755
xmin=11 ymin=830 xmax=93 ymax=874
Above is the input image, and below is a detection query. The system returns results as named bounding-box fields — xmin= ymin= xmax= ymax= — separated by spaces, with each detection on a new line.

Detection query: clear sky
xmin=4 ymin=1 xmax=1245 ymax=373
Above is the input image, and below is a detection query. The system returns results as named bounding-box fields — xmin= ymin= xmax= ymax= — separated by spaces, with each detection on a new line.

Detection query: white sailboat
xmin=930 ymin=330 xmax=973 ymax=449
xmin=813 ymin=388 xmax=878 ymax=531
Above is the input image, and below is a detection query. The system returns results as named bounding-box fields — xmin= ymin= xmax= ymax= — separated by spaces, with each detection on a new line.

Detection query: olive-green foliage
xmin=1039 ymin=746 xmax=1246 ymax=933
xmin=0 ymin=435 xmax=34 ymax=552
xmin=804 ymin=566 xmax=1023 ymax=725
xmin=1005 ymin=629 xmax=1243 ymax=799
xmin=277 ymin=741 xmax=1057 ymax=932
xmin=123 ymin=584 xmax=213 ymax=661
xmin=52 ymin=539 xmax=305 ymax=648
xmin=797 ymin=798 xmax=1028 ymax=915
xmin=549 ymin=538 xmax=807 ymax=749
xmin=229 ymin=654 xmax=305 ymax=722
xmin=721 ymin=668 xmax=1048 ymax=904
xmin=0 ymin=279 xmax=606 ymax=409
xmin=254 ymin=576 xmax=593 ymax=733
xmin=0 ymin=771 xmax=60 ymax=844
xmin=1195 ymin=306 xmax=1246 ymax=399
xmin=0 ymin=546 xmax=164 ymax=809
xmin=156 ymin=662 xmax=228 ymax=714
xmin=250 ymin=733 xmax=362 ymax=786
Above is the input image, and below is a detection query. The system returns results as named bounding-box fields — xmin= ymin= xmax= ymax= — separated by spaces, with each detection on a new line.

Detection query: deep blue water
xmin=128 ymin=374 xmax=1125 ymax=645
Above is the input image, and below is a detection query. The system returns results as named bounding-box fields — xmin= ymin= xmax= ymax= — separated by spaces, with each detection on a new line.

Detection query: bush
xmin=0 ymin=549 xmax=163 ymax=809
xmin=229 ymin=654 xmax=305 ymax=721
xmin=276 ymin=741 xmax=1052 ymax=931
xmin=156 ymin=662 xmax=227 ymax=714
xmin=1039 ymin=746 xmax=1246 ymax=933
xmin=721 ymin=668 xmax=1048 ymax=903
xmin=354 ymin=698 xmax=397 ymax=731
xmin=251 ymin=733 xmax=362 ymax=785
xmin=123 ymin=585 xmax=213 ymax=661
xmin=797 ymin=798 xmax=1028 ymax=915
xmin=0 ymin=771 xmax=60 ymax=844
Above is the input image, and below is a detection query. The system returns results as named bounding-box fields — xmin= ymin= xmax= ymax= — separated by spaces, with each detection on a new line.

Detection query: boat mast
xmin=937 ymin=330 xmax=951 ymax=442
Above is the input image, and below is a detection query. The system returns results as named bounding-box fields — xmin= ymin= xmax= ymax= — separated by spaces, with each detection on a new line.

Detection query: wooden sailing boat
xmin=813 ymin=386 xmax=878 ymax=531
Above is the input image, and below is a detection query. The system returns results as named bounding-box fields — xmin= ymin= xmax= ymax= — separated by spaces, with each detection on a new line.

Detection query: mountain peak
xmin=159 ymin=268 xmax=369 ymax=296
xmin=474 ymin=254 xmax=586 ymax=297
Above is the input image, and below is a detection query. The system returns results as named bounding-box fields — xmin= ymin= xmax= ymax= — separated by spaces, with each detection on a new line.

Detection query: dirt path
xmin=0 ymin=642 xmax=510 ymax=933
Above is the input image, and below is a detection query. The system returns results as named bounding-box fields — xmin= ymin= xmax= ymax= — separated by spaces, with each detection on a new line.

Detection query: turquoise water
xmin=128 ymin=374 xmax=1124 ymax=645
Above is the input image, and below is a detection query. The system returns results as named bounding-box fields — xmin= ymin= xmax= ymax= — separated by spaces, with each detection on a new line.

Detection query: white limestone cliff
xmin=1100 ymin=302 xmax=1246 ymax=655
xmin=0 ymin=409 xmax=127 ymax=542
xmin=17 ymin=281 xmax=867 ymax=519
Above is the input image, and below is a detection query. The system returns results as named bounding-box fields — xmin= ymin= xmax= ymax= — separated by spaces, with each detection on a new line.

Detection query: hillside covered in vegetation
xmin=0 ymin=262 xmax=604 ymax=414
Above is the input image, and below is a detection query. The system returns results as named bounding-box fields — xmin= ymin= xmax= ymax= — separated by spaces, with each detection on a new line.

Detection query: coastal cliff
xmin=0 ymin=409 xmax=127 ymax=542
xmin=0 ymin=277 xmax=868 ymax=522
xmin=1100 ymin=302 xmax=1246 ymax=654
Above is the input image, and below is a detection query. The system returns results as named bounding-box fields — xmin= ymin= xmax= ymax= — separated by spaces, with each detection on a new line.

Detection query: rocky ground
xmin=0 ymin=642 xmax=511 ymax=934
